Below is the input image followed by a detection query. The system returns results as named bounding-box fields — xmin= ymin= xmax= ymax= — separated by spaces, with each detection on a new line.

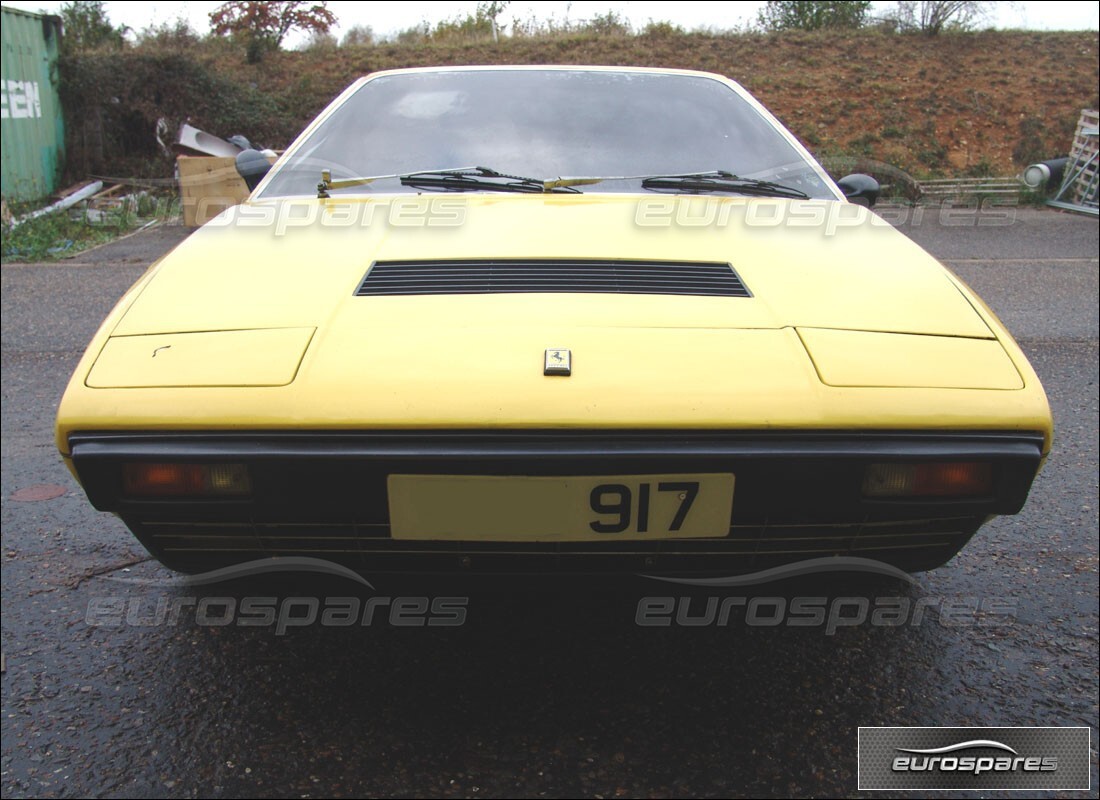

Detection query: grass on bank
xmin=1 ymin=192 xmax=178 ymax=262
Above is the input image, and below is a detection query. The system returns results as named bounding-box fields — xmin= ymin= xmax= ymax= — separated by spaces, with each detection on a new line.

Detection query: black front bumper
xmin=69 ymin=430 xmax=1045 ymax=575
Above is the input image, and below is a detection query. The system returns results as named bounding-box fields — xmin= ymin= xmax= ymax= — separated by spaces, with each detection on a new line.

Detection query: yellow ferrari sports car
xmin=55 ymin=66 xmax=1052 ymax=575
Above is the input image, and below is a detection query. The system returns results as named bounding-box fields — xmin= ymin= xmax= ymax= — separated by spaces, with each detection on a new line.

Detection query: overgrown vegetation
xmin=60 ymin=49 xmax=283 ymax=176
xmin=208 ymin=1 xmax=337 ymax=63
xmin=886 ymin=1 xmax=989 ymax=34
xmin=1 ymin=192 xmax=176 ymax=262
xmin=58 ymin=0 xmax=127 ymax=53
xmin=757 ymin=1 xmax=872 ymax=32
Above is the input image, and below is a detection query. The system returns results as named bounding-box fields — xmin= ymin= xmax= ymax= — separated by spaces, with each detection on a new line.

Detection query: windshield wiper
xmin=640 ymin=171 xmax=809 ymax=199
xmin=398 ymin=166 xmax=584 ymax=194
xmin=316 ymin=166 xmax=585 ymax=197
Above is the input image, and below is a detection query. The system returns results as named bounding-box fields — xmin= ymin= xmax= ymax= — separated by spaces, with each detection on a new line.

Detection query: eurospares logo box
xmin=857 ymin=727 xmax=1090 ymax=791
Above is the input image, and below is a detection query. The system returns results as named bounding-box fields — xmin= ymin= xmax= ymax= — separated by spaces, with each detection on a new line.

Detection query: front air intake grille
xmin=355 ymin=259 xmax=752 ymax=297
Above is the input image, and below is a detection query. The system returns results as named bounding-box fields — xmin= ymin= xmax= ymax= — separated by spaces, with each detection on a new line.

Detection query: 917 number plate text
xmin=388 ymin=473 xmax=734 ymax=541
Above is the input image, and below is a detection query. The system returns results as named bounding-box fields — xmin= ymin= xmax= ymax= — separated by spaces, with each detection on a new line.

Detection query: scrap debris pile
xmin=2 ymin=119 xmax=269 ymax=235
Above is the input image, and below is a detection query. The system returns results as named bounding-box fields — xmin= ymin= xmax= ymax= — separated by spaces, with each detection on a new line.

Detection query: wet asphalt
xmin=1 ymin=208 xmax=1097 ymax=798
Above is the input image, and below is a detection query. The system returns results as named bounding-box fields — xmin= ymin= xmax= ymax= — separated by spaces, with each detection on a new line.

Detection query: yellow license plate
xmin=388 ymin=473 xmax=734 ymax=541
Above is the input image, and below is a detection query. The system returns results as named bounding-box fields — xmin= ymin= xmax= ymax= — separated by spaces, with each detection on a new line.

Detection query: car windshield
xmin=259 ymin=69 xmax=835 ymax=199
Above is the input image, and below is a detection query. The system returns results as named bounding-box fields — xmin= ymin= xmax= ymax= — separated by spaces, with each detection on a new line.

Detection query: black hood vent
xmin=355 ymin=259 xmax=751 ymax=298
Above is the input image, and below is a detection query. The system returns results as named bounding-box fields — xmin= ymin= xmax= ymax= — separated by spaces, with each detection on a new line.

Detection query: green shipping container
xmin=1 ymin=6 xmax=64 ymax=202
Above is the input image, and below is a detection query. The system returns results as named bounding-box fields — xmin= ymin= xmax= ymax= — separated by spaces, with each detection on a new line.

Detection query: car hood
xmin=60 ymin=193 xmax=1053 ymax=445
xmin=113 ymin=194 xmax=993 ymax=339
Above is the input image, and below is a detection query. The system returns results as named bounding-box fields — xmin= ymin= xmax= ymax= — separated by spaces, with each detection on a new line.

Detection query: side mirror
xmin=836 ymin=173 xmax=880 ymax=208
xmin=235 ymin=149 xmax=272 ymax=192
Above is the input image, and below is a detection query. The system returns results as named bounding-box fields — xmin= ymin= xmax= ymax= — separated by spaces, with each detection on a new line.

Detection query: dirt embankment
xmin=62 ymin=29 xmax=1098 ymax=179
